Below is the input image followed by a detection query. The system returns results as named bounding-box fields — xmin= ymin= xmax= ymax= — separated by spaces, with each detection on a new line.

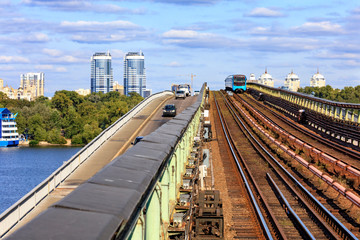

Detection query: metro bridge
xmin=1 ymin=83 xmax=360 ymax=239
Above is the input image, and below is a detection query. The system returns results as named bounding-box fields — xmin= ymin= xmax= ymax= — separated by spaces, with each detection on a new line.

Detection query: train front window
xmin=234 ymin=76 xmax=246 ymax=86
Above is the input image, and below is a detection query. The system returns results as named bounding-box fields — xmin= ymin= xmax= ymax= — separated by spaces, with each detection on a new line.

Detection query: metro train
xmin=225 ymin=74 xmax=247 ymax=93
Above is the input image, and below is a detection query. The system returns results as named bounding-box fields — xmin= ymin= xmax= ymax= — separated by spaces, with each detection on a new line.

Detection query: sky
xmin=0 ymin=0 xmax=359 ymax=96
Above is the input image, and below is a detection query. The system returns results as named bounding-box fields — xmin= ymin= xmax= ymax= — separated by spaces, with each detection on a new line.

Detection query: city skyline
xmin=91 ymin=52 xmax=113 ymax=93
xmin=124 ymin=51 xmax=146 ymax=97
xmin=0 ymin=72 xmax=45 ymax=100
xmin=0 ymin=0 xmax=359 ymax=97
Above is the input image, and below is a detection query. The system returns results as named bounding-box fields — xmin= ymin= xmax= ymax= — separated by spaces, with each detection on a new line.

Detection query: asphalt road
xmin=6 ymin=93 xmax=198 ymax=237
xmin=136 ymin=95 xmax=198 ymax=137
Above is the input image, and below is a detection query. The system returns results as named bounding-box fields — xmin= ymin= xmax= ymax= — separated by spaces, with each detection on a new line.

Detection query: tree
xmin=27 ymin=114 xmax=45 ymax=139
xmin=33 ymin=127 xmax=47 ymax=141
xmin=0 ymin=91 xmax=8 ymax=101
xmin=35 ymin=96 xmax=49 ymax=104
xmin=51 ymin=92 xmax=72 ymax=113
xmin=1 ymin=89 xmax=144 ymax=145
xmin=56 ymin=90 xmax=84 ymax=109
xmin=47 ymin=129 xmax=66 ymax=144
xmin=87 ymin=92 xmax=101 ymax=103
xmin=126 ymin=92 xmax=143 ymax=109
xmin=100 ymin=91 xmax=121 ymax=102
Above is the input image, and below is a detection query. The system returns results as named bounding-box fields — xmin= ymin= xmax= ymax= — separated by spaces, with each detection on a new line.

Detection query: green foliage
xmin=33 ymin=127 xmax=47 ymax=141
xmin=29 ymin=140 xmax=39 ymax=146
xmin=298 ymin=85 xmax=360 ymax=103
xmin=71 ymin=134 xmax=83 ymax=145
xmin=47 ymin=129 xmax=67 ymax=144
xmin=0 ymin=92 xmax=8 ymax=101
xmin=126 ymin=92 xmax=144 ymax=109
xmin=51 ymin=92 xmax=72 ymax=113
xmin=0 ymin=91 xmax=144 ymax=145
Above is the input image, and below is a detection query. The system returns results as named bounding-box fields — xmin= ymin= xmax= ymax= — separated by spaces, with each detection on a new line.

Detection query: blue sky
xmin=0 ymin=0 xmax=359 ymax=96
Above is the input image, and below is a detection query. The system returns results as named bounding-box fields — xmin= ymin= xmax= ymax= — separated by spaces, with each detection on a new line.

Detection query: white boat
xmin=0 ymin=108 xmax=19 ymax=147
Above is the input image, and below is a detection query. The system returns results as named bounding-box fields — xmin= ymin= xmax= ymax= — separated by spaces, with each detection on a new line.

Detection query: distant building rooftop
xmin=93 ymin=52 xmax=111 ymax=57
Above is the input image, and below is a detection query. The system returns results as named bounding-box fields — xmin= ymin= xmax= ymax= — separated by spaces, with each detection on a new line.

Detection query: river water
xmin=0 ymin=146 xmax=81 ymax=214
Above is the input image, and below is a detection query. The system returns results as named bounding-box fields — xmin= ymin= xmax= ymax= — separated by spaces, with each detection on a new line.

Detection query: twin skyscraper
xmin=90 ymin=51 xmax=148 ymax=97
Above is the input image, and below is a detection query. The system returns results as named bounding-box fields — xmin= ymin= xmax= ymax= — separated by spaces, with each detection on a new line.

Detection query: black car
xmin=162 ymin=104 xmax=177 ymax=117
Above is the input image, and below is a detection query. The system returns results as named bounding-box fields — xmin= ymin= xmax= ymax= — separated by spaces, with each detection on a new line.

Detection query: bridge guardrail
xmin=4 ymin=83 xmax=207 ymax=240
xmin=0 ymin=90 xmax=173 ymax=238
xmin=248 ymin=82 xmax=360 ymax=123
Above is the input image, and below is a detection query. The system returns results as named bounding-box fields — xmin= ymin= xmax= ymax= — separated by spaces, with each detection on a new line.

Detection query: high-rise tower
xmin=91 ymin=52 xmax=113 ymax=93
xmin=20 ymin=72 xmax=44 ymax=99
xmin=123 ymin=51 xmax=146 ymax=97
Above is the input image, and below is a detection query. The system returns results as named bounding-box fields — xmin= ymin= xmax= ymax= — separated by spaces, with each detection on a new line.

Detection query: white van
xmin=175 ymin=90 xmax=186 ymax=99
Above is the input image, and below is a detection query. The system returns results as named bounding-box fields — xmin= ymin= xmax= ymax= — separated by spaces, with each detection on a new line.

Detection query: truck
xmin=178 ymin=84 xmax=191 ymax=97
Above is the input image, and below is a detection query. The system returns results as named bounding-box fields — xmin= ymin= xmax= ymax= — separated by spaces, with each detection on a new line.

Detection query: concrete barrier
xmin=0 ymin=90 xmax=173 ymax=238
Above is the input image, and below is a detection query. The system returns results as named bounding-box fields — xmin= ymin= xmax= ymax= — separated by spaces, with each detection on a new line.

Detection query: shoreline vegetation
xmin=0 ymin=90 xmax=143 ymax=146
xmin=19 ymin=139 xmax=83 ymax=147
xmin=298 ymin=85 xmax=360 ymax=103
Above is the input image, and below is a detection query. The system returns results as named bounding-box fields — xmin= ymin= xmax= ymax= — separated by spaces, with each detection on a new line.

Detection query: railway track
xmin=244 ymin=91 xmax=360 ymax=162
xmin=234 ymin=95 xmax=360 ymax=181
xmin=234 ymin=93 xmax=360 ymax=190
xmin=211 ymin=92 xmax=273 ymax=239
xmin=213 ymin=91 xmax=358 ymax=239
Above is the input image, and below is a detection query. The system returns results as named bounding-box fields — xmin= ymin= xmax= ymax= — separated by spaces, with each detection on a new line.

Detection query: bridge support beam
xmin=145 ymin=187 xmax=161 ymax=239
xmin=127 ymin=98 xmax=203 ymax=240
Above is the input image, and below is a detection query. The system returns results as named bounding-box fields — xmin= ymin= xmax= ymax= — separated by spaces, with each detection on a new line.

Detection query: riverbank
xmin=18 ymin=139 xmax=83 ymax=147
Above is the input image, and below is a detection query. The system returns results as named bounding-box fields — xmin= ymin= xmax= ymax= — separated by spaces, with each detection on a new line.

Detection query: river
xmin=0 ymin=146 xmax=82 ymax=214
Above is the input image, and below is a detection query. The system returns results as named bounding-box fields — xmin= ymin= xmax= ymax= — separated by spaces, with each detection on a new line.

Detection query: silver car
xmin=175 ymin=90 xmax=186 ymax=99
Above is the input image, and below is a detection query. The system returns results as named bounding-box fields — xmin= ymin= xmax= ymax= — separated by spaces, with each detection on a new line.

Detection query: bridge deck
xmin=7 ymin=94 xmax=197 ymax=236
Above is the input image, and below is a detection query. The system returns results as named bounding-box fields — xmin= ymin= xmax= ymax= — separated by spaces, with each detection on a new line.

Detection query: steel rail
xmin=244 ymin=92 xmax=360 ymax=160
xmin=266 ymin=173 xmax=316 ymax=240
xmin=224 ymin=92 xmax=358 ymax=240
xmin=214 ymin=95 xmax=274 ymax=240
xmin=235 ymin=93 xmax=360 ymax=179
xmin=221 ymin=92 xmax=335 ymax=239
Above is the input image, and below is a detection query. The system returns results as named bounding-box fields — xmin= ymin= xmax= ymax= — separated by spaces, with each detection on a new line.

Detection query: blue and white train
xmin=225 ymin=74 xmax=247 ymax=93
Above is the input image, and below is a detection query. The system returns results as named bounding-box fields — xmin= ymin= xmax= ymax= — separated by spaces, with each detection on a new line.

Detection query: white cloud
xmin=315 ymin=51 xmax=360 ymax=60
xmin=248 ymin=37 xmax=321 ymax=52
xmin=35 ymin=64 xmax=53 ymax=70
xmin=59 ymin=20 xmax=145 ymax=43
xmin=71 ymin=34 xmax=127 ymax=43
xmin=110 ymin=49 xmax=125 ymax=59
xmin=43 ymin=48 xmax=63 ymax=57
xmin=0 ymin=65 xmax=15 ymax=70
xmin=0 ymin=17 xmax=47 ymax=34
xmin=55 ymin=67 xmax=67 ymax=72
xmin=0 ymin=32 xmax=50 ymax=44
xmin=53 ymin=55 xmax=86 ymax=63
xmin=166 ymin=61 xmax=182 ymax=67
xmin=60 ymin=20 xmax=140 ymax=32
xmin=151 ymin=0 xmax=220 ymax=5
xmin=35 ymin=64 xmax=68 ymax=72
xmin=247 ymin=7 xmax=284 ymax=17
xmin=22 ymin=0 xmax=145 ymax=14
xmin=292 ymin=21 xmax=343 ymax=34
xmin=23 ymin=32 xmax=50 ymax=42
xmin=162 ymin=29 xmax=218 ymax=39
xmin=343 ymin=60 xmax=360 ymax=67
xmin=0 ymin=55 xmax=30 ymax=63
xmin=250 ymin=27 xmax=270 ymax=34
xmin=162 ymin=29 xmax=239 ymax=48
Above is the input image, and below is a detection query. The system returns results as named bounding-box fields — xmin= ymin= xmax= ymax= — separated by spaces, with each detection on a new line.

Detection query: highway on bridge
xmin=6 ymin=94 xmax=198 ymax=237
